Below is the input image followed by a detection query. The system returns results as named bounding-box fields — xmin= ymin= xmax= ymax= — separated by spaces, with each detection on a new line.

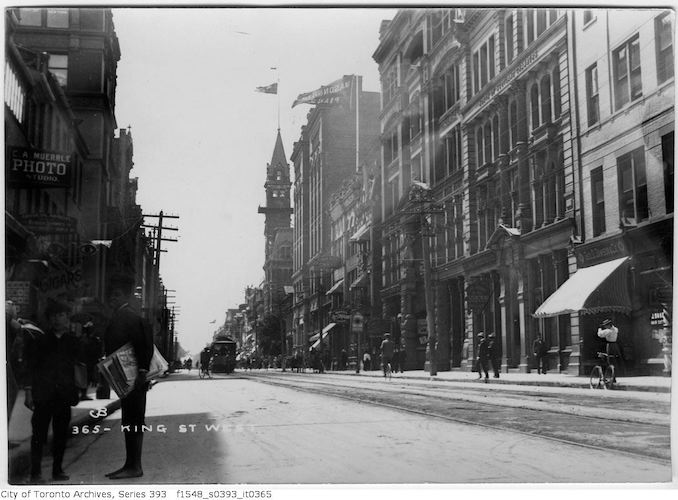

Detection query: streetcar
xmin=209 ymin=336 xmax=237 ymax=373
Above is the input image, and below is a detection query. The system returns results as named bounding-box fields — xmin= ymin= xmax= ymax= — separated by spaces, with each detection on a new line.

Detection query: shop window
xmin=18 ymin=8 xmax=42 ymax=26
xmin=48 ymin=54 xmax=68 ymax=87
xmin=617 ymin=147 xmax=648 ymax=224
xmin=662 ymin=132 xmax=674 ymax=213
xmin=46 ymin=8 xmax=69 ymax=28
xmin=586 ymin=64 xmax=599 ymax=126
xmin=655 ymin=12 xmax=674 ymax=84
xmin=612 ymin=35 xmax=642 ymax=110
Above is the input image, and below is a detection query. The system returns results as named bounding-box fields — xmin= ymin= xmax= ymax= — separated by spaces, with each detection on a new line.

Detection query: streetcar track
xmin=244 ymin=373 xmax=671 ymax=465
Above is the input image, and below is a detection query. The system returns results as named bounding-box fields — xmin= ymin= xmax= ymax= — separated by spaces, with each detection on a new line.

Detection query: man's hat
xmin=384 ymin=332 xmax=391 ymax=337
xmin=477 ymin=332 xmax=485 ymax=338
xmin=601 ymin=319 xmax=613 ymax=327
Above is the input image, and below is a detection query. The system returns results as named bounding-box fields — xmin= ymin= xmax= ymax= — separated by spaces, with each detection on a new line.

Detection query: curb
xmin=8 ymin=397 xmax=122 ymax=484
xmin=321 ymin=370 xmax=671 ymax=393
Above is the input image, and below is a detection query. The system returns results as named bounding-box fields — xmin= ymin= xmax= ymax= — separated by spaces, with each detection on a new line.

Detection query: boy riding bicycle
xmin=380 ymin=333 xmax=394 ymax=377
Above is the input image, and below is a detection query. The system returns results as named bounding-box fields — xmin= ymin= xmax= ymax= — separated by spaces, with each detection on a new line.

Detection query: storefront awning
xmin=350 ymin=223 xmax=370 ymax=242
xmin=309 ymin=323 xmax=337 ymax=348
xmin=350 ymin=274 xmax=368 ymax=289
xmin=325 ymin=279 xmax=344 ymax=295
xmin=533 ymin=257 xmax=632 ymax=318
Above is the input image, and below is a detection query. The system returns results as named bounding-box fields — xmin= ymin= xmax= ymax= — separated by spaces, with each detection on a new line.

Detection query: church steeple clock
xmin=258 ymin=129 xmax=293 ymax=261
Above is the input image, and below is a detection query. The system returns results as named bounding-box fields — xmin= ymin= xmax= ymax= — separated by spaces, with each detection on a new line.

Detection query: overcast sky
xmin=112 ymin=7 xmax=395 ymax=355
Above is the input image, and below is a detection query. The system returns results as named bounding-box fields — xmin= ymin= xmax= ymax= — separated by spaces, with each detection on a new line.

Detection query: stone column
xmin=516 ymin=259 xmax=530 ymax=372
xmin=435 ymin=281 xmax=451 ymax=371
xmin=499 ymin=268 xmax=509 ymax=372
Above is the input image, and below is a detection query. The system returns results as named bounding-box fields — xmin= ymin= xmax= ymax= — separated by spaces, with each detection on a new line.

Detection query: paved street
xmin=15 ymin=370 xmax=672 ymax=485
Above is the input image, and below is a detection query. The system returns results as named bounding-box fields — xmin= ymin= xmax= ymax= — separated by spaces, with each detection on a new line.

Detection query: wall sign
xmin=7 ymin=147 xmax=73 ymax=188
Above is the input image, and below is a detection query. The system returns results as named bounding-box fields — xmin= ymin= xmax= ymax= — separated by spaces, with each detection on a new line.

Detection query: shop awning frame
xmin=325 ymin=279 xmax=344 ymax=295
xmin=309 ymin=323 xmax=337 ymax=349
xmin=533 ymin=257 xmax=632 ymax=318
xmin=349 ymin=223 xmax=370 ymax=242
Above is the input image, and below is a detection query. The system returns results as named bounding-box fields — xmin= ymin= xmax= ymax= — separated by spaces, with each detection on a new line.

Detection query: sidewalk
xmin=320 ymin=367 xmax=672 ymax=393
xmin=7 ymin=386 xmax=121 ymax=483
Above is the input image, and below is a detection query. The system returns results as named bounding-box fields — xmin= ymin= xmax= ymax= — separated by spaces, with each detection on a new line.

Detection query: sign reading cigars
xmin=7 ymin=147 xmax=72 ymax=188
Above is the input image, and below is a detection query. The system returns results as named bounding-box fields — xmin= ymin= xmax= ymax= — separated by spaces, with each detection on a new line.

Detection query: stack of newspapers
xmin=97 ymin=343 xmax=168 ymax=398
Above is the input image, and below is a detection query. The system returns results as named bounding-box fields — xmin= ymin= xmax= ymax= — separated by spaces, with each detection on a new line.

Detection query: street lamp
xmin=408 ymin=182 xmax=444 ymax=377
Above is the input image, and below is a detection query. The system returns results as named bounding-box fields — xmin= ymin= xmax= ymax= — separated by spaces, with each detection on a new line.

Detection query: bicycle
xmin=198 ymin=362 xmax=212 ymax=379
xmin=589 ymin=352 xmax=615 ymax=390
xmin=383 ymin=361 xmax=392 ymax=380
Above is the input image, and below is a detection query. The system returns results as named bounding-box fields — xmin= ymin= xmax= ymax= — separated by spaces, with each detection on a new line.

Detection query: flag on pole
xmin=209 ymin=319 xmax=217 ymax=324
xmin=292 ymin=75 xmax=355 ymax=108
xmin=255 ymin=82 xmax=278 ymax=94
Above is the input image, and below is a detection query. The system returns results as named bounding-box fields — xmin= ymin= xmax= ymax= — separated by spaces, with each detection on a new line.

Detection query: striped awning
xmin=533 ymin=257 xmax=632 ymax=318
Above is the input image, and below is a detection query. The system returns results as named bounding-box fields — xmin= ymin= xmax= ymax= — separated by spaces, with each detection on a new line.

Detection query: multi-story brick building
xmin=373 ymin=7 xmax=672 ymax=375
xmin=290 ymin=78 xmax=380 ymax=362
xmin=552 ymin=9 xmax=673 ymax=375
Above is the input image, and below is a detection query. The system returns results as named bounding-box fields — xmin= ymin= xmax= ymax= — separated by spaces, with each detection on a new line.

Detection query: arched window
xmin=492 ymin=114 xmax=500 ymax=159
xmin=509 ymin=100 xmax=518 ymax=147
xmin=530 ymin=83 xmax=540 ymax=130
xmin=484 ymin=122 xmax=492 ymax=163
xmin=540 ymin=75 xmax=552 ymax=124
xmin=552 ymin=66 xmax=561 ymax=118
xmin=476 ymin=127 xmax=484 ymax=166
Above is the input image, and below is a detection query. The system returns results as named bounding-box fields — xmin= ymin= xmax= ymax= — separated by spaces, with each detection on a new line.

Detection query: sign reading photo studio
xmin=6 ymin=147 xmax=72 ymax=188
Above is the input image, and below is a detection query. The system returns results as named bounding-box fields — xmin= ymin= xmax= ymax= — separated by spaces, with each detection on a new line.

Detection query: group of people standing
xmin=5 ymin=274 xmax=154 ymax=484
xmin=475 ymin=332 xmax=501 ymax=382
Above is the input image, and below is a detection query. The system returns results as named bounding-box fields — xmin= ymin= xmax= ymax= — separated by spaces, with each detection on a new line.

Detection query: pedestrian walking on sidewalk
xmin=24 ymin=300 xmax=81 ymax=483
xmin=487 ymin=333 xmax=500 ymax=378
xmin=533 ymin=333 xmax=549 ymax=374
xmin=362 ymin=350 xmax=371 ymax=371
xmin=104 ymin=274 xmax=154 ymax=480
xmin=380 ymin=333 xmax=394 ymax=377
xmin=475 ymin=333 xmax=489 ymax=382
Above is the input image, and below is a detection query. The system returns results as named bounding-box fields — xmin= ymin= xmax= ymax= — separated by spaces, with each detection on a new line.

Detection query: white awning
xmin=349 ymin=223 xmax=370 ymax=242
xmin=533 ymin=257 xmax=632 ymax=318
xmin=325 ymin=279 xmax=344 ymax=295
xmin=308 ymin=323 xmax=337 ymax=347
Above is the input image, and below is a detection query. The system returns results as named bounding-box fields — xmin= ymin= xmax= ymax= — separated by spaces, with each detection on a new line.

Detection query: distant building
xmin=258 ymin=130 xmax=294 ymax=354
xmin=290 ymin=77 xmax=380 ymax=359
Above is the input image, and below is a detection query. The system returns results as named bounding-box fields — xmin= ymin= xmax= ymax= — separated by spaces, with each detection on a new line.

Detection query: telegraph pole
xmin=143 ymin=211 xmax=179 ymax=361
xmin=407 ymin=183 xmax=444 ymax=377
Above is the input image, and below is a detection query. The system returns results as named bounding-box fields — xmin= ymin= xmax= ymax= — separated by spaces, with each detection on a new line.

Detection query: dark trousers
xmin=31 ymin=400 xmax=72 ymax=476
xmin=121 ymin=386 xmax=148 ymax=429
xmin=535 ymin=355 xmax=548 ymax=373
xmin=475 ymin=357 xmax=489 ymax=378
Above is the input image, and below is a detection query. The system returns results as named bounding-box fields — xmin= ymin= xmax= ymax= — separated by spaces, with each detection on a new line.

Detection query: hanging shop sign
xmin=331 ymin=310 xmax=351 ymax=322
xmin=39 ymin=266 xmax=83 ymax=295
xmin=351 ymin=312 xmax=364 ymax=333
xmin=6 ymin=147 xmax=73 ymax=188
xmin=466 ymin=278 xmax=492 ymax=311
xmin=18 ymin=214 xmax=77 ymax=235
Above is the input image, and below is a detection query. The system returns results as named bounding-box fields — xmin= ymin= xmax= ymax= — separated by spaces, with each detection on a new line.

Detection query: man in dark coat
xmin=475 ymin=333 xmax=490 ymax=382
xmin=24 ymin=300 xmax=80 ymax=483
xmin=104 ymin=275 xmax=154 ymax=480
xmin=533 ymin=333 xmax=549 ymax=374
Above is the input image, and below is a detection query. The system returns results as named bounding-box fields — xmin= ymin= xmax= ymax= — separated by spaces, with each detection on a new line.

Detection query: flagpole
xmin=272 ymin=66 xmax=280 ymax=130
xmin=355 ymin=74 xmax=359 ymax=172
